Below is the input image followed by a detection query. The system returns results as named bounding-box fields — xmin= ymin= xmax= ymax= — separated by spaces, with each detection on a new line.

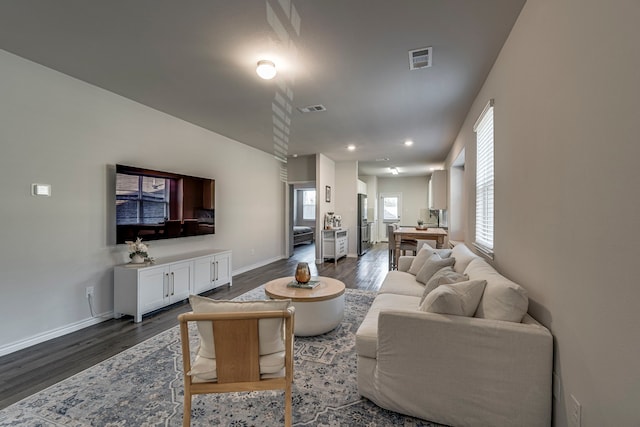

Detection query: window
xmin=474 ymin=100 xmax=494 ymax=256
xmin=116 ymin=174 xmax=170 ymax=224
xmin=302 ymin=189 xmax=316 ymax=220
xmin=381 ymin=194 xmax=400 ymax=221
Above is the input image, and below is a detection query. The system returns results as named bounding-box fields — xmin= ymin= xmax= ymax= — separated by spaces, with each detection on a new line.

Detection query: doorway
xmin=289 ymin=183 xmax=317 ymax=257
xmin=379 ymin=192 xmax=402 ymax=241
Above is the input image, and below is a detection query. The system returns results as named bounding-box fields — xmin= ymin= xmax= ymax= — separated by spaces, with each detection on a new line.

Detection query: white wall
xmin=360 ymin=175 xmax=378 ymax=242
xmin=287 ymin=154 xmax=316 ymax=183
xmin=0 ymin=50 xmax=285 ymax=354
xmin=445 ymin=1 xmax=640 ymax=425
xmin=315 ymin=153 xmax=335 ymax=263
xmin=335 ymin=161 xmax=358 ymax=257
xmin=377 ymin=176 xmax=429 ymax=227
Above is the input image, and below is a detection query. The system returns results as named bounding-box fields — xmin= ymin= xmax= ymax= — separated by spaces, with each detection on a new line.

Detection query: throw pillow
xmin=419 ymin=279 xmax=487 ymax=317
xmin=189 ymin=295 xmax=291 ymax=359
xmin=415 ymin=253 xmax=455 ymax=285
xmin=408 ymin=246 xmax=436 ymax=275
xmin=419 ymin=266 xmax=468 ymax=305
xmin=435 ymin=248 xmax=453 ymax=258
xmin=415 ymin=240 xmax=435 ymax=251
xmin=416 ymin=240 xmax=453 ymax=258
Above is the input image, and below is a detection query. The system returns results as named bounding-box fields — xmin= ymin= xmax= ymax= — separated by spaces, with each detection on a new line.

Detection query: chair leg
xmin=284 ymin=384 xmax=292 ymax=427
xmin=183 ymin=392 xmax=191 ymax=427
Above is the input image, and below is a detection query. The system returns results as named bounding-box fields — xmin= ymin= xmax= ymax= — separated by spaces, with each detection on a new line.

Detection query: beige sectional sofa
xmin=356 ymin=243 xmax=553 ymax=427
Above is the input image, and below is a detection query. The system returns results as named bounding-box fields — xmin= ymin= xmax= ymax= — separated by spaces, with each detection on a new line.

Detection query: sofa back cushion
xmin=451 ymin=243 xmax=479 ymax=274
xmin=464 ymin=258 xmax=529 ymax=322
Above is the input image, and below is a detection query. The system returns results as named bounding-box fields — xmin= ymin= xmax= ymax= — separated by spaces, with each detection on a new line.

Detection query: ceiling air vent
xmin=297 ymin=104 xmax=327 ymax=113
xmin=409 ymin=46 xmax=432 ymax=70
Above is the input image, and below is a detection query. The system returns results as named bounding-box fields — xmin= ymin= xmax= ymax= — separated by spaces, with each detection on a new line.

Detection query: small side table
xmin=264 ymin=276 xmax=345 ymax=336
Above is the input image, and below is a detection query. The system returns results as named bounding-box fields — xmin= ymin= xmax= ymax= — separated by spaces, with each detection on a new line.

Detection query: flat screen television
xmin=115 ymin=164 xmax=215 ymax=244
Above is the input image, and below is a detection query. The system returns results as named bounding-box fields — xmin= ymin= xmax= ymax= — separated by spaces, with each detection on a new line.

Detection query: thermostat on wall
xmin=31 ymin=183 xmax=51 ymax=197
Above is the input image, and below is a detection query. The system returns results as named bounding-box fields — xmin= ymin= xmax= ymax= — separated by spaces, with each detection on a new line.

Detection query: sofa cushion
xmin=415 ymin=253 xmax=456 ymax=285
xmin=189 ymin=295 xmax=291 ymax=359
xmin=419 ymin=280 xmax=487 ymax=316
xmin=451 ymin=243 xmax=479 ymax=274
xmin=378 ymin=270 xmax=425 ymax=297
xmin=355 ymin=293 xmax=421 ymax=359
xmin=407 ymin=246 xmax=436 ymax=275
xmin=420 ymin=267 xmax=468 ymax=304
xmin=465 ymin=258 xmax=529 ymax=322
xmin=416 ymin=240 xmax=453 ymax=258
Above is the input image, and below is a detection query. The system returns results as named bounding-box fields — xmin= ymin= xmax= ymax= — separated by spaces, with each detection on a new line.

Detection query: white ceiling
xmin=0 ymin=0 xmax=525 ymax=177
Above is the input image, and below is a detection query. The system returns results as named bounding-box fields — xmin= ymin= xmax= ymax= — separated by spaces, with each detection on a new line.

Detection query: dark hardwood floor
xmin=0 ymin=243 xmax=389 ymax=409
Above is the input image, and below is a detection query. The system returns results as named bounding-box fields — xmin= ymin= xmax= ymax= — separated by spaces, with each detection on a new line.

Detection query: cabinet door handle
xmin=211 ymin=262 xmax=215 ymax=283
xmin=216 ymin=261 xmax=219 ymax=281
xmin=171 ymin=272 xmax=175 ymax=296
xmin=165 ymin=273 xmax=169 ymax=297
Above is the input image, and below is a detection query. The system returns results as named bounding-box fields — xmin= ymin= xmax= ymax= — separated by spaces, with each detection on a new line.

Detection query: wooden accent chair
xmin=178 ymin=307 xmax=295 ymax=427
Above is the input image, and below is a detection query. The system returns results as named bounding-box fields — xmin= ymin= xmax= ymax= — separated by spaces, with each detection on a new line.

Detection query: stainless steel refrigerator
xmin=357 ymin=194 xmax=371 ymax=255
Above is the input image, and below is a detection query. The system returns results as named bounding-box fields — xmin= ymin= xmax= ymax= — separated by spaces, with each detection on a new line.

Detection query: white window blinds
xmin=473 ymin=100 xmax=494 ymax=255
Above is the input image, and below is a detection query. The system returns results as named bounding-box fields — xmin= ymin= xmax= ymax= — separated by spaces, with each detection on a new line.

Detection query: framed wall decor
xmin=325 ymin=185 xmax=331 ymax=203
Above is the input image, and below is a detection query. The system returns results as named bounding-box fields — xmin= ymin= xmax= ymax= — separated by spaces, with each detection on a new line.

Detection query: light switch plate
xmin=31 ymin=183 xmax=51 ymax=197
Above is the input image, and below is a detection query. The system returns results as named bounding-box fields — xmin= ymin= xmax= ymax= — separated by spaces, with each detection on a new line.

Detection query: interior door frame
xmin=379 ymin=192 xmax=402 ymax=241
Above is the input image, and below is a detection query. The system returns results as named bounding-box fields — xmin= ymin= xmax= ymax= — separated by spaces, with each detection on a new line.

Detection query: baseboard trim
xmin=232 ymin=255 xmax=285 ymax=277
xmin=0 ymin=311 xmax=113 ymax=357
xmin=1 ymin=255 xmax=287 ymax=357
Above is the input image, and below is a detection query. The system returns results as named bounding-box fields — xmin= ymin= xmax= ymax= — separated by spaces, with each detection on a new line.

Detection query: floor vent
xmin=409 ymin=47 xmax=432 ymax=70
xmin=297 ymin=104 xmax=326 ymax=113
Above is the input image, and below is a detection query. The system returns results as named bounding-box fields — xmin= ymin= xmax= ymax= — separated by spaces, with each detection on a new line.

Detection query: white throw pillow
xmin=416 ymin=240 xmax=453 ymax=258
xmin=415 ymin=253 xmax=455 ymax=285
xmin=419 ymin=267 xmax=468 ymax=305
xmin=408 ymin=246 xmax=436 ymax=275
xmin=189 ymin=295 xmax=291 ymax=359
xmin=419 ymin=279 xmax=487 ymax=317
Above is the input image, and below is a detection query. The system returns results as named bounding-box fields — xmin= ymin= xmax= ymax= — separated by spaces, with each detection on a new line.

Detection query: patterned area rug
xmin=0 ymin=288 xmax=442 ymax=426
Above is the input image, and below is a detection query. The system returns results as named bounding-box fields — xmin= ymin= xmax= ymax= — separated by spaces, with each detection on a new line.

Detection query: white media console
xmin=114 ymin=249 xmax=232 ymax=322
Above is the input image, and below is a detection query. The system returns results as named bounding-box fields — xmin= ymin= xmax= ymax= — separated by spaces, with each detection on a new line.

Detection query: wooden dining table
xmin=393 ymin=227 xmax=448 ymax=269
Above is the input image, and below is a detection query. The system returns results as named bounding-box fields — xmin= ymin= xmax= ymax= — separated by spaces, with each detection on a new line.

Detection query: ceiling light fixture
xmin=256 ymin=60 xmax=277 ymax=80
xmin=390 ymin=167 xmax=399 ymax=175
xmin=347 ymin=144 xmax=356 ymax=151
xmin=404 ymin=140 xmax=414 ymax=146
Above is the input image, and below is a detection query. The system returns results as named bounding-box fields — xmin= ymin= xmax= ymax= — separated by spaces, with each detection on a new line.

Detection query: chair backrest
xmin=178 ymin=308 xmax=295 ymax=426
xmin=387 ymin=224 xmax=396 ymax=244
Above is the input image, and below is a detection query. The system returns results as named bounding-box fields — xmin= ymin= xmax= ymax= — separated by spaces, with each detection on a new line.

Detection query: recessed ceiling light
xmin=256 ymin=60 xmax=277 ymax=80
xmin=347 ymin=144 xmax=356 ymax=151
xmin=404 ymin=140 xmax=414 ymax=146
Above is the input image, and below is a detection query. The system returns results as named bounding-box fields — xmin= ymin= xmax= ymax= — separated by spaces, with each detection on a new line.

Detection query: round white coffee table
xmin=264 ymin=276 xmax=346 ymax=336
